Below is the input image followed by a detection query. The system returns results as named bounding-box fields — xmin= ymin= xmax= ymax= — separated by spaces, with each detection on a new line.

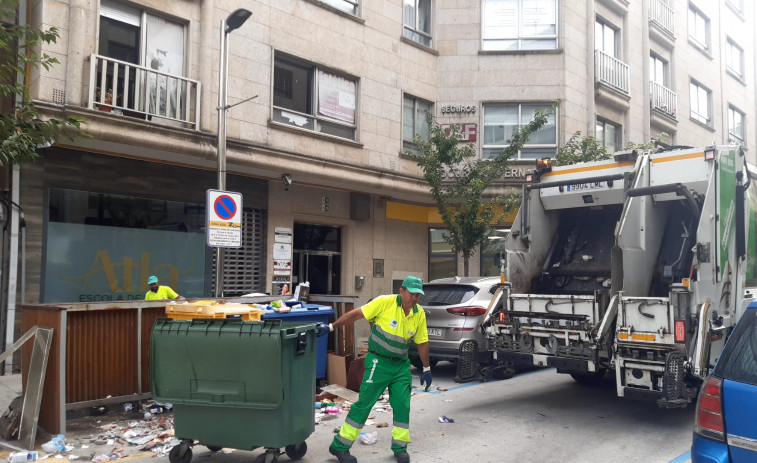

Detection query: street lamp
xmin=215 ymin=8 xmax=251 ymax=298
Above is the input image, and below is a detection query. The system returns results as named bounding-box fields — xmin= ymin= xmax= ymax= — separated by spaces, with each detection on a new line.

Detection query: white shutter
xmin=100 ymin=0 xmax=141 ymax=27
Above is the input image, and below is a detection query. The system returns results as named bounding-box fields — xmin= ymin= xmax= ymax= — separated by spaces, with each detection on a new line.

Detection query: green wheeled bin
xmin=150 ymin=318 xmax=317 ymax=463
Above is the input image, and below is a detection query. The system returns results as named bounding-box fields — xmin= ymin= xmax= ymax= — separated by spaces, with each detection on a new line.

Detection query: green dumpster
xmin=150 ymin=318 xmax=317 ymax=463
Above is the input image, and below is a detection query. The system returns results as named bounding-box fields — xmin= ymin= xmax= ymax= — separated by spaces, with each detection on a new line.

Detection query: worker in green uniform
xmin=144 ymin=275 xmax=185 ymax=301
xmin=316 ymin=276 xmax=432 ymax=463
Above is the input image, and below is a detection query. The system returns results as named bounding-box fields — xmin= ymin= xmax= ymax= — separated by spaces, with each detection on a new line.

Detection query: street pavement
xmin=0 ymin=363 xmax=695 ymax=463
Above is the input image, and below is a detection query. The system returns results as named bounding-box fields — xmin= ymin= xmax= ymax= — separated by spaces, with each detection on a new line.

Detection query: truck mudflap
xmin=454 ymin=340 xmax=515 ymax=383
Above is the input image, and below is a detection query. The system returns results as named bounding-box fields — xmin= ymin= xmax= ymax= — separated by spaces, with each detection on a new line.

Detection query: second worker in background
xmin=317 ymin=276 xmax=432 ymax=463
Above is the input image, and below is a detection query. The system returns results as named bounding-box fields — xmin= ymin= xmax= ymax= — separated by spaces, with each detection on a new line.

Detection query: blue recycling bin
xmin=262 ymin=304 xmax=335 ymax=379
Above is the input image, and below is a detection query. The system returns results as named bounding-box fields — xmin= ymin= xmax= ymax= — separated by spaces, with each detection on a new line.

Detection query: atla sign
xmin=207 ymin=189 xmax=242 ymax=247
xmin=440 ymin=123 xmax=478 ymax=142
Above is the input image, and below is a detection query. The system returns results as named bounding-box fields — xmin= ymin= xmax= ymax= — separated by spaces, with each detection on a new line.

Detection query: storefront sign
xmin=44 ymin=223 xmax=205 ymax=302
xmin=441 ymin=123 xmax=478 ymax=142
xmin=440 ymin=104 xmax=477 ymax=114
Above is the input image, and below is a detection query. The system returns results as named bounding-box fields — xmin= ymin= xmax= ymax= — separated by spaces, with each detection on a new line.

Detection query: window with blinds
xmin=211 ymin=208 xmax=267 ymax=296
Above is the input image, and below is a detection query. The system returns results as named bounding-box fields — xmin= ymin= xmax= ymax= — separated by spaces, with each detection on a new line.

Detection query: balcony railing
xmin=650 ymin=81 xmax=677 ymax=119
xmin=649 ymin=0 xmax=675 ymax=36
xmin=88 ymin=54 xmax=201 ymax=129
xmin=595 ymin=50 xmax=630 ymax=95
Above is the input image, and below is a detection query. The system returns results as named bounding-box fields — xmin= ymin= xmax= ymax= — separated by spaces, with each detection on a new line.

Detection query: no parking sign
xmin=207 ymin=189 xmax=242 ymax=247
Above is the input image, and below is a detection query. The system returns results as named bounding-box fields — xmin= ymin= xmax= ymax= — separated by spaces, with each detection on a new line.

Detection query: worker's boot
xmin=329 ymin=444 xmax=357 ymax=463
xmin=394 ymin=450 xmax=410 ymax=463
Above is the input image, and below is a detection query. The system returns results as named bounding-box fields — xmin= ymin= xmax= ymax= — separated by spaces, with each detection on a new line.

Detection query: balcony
xmin=88 ymin=54 xmax=201 ymax=129
xmin=649 ymin=0 xmax=675 ymax=37
xmin=650 ymin=82 xmax=677 ymax=119
xmin=650 ymin=81 xmax=678 ymax=134
xmin=595 ymin=49 xmax=630 ymax=95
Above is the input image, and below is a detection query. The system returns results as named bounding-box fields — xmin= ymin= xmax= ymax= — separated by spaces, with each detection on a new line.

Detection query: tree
xmin=555 ymin=131 xmax=669 ymax=166
xmin=407 ymin=108 xmax=553 ymax=276
xmin=1 ymin=0 xmax=85 ymax=166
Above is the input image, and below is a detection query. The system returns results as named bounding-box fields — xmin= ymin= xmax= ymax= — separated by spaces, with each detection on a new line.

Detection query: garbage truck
xmin=461 ymin=145 xmax=757 ymax=407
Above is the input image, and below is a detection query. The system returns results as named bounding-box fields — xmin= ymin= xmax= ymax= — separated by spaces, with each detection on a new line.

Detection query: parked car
xmin=691 ymin=300 xmax=757 ymax=462
xmin=409 ymin=276 xmax=510 ymax=379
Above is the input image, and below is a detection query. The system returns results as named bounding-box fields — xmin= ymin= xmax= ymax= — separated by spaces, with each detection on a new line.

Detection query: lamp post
xmin=215 ymin=8 xmax=252 ymax=298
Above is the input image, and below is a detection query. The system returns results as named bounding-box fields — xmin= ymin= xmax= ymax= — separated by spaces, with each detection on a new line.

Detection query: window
xmin=403 ymin=0 xmax=432 ymax=47
xmin=273 ymin=53 xmax=358 ymax=141
xmin=316 ymin=0 xmax=359 ymax=15
xmin=482 ymin=103 xmax=557 ymax=159
xmin=726 ymin=38 xmax=744 ymax=79
xmin=482 ymin=0 xmax=557 ymax=51
xmin=596 ymin=118 xmax=620 ymax=153
xmin=480 ymin=228 xmax=509 ymax=277
xmin=429 ymin=228 xmax=457 ymax=281
xmin=650 ymin=54 xmax=668 ymax=86
xmin=689 ymin=80 xmax=711 ymax=126
xmin=728 ymin=105 xmax=745 ymax=144
xmin=98 ymin=0 xmax=186 ymax=119
xmin=595 ymin=18 xmax=618 ymax=57
xmin=714 ymin=309 xmax=757 ymax=385
xmin=403 ymin=95 xmax=432 ymax=154
xmin=688 ymin=4 xmax=710 ymax=51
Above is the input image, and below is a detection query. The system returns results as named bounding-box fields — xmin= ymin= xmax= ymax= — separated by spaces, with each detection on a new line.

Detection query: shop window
xmin=482 ymin=103 xmax=557 ymax=159
xmin=273 ymin=53 xmax=358 ymax=141
xmin=480 ymin=228 xmax=509 ymax=277
xmin=293 ymin=223 xmax=342 ymax=295
xmin=429 ymin=228 xmax=457 ymax=281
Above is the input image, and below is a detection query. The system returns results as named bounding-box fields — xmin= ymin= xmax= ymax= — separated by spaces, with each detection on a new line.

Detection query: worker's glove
xmin=420 ymin=369 xmax=433 ymax=391
xmin=316 ymin=323 xmax=332 ymax=337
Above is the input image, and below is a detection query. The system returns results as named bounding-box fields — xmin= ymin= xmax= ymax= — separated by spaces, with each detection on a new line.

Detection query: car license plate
xmin=427 ymin=328 xmax=442 ymax=336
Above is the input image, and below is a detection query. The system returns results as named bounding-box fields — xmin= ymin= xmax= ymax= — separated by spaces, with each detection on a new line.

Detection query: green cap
xmin=402 ymin=276 xmax=424 ymax=295
xmin=147 ymin=275 xmax=158 ymax=284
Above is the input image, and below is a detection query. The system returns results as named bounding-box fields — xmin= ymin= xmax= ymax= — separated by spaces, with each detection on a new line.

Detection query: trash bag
xmin=358 ymin=431 xmax=377 ymax=445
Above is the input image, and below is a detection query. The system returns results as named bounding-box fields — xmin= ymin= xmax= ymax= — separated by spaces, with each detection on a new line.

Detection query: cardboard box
xmin=327 ymin=352 xmax=354 ymax=387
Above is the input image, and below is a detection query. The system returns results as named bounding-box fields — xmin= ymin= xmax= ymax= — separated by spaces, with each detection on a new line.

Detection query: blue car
xmin=691 ymin=300 xmax=757 ymax=462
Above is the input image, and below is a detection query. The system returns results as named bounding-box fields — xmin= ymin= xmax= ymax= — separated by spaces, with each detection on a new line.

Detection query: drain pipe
xmin=4 ymin=166 xmax=20 ymax=375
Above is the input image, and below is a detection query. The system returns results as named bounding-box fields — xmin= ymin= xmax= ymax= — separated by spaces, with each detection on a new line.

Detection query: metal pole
xmin=214 ymin=20 xmax=228 ymax=298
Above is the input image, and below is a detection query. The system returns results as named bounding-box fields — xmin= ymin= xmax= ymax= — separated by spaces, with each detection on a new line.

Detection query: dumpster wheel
xmin=285 ymin=441 xmax=307 ymax=460
xmin=254 ymin=450 xmax=280 ymax=463
xmin=205 ymin=446 xmax=222 ymax=452
xmin=169 ymin=441 xmax=193 ymax=463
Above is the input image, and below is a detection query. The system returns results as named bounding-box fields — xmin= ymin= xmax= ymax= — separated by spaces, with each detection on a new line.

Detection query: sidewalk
xmin=0 ymin=373 xmax=172 ymax=462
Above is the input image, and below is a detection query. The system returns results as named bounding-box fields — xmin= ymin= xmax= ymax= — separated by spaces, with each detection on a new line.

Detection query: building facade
xmin=5 ymin=0 xmax=756 ymax=315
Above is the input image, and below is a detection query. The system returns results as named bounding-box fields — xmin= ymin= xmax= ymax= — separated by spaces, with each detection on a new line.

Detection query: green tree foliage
xmin=555 ymin=131 xmax=669 ymax=166
xmin=407 ymin=108 xmax=553 ymax=276
xmin=1 ymin=0 xmax=85 ymax=165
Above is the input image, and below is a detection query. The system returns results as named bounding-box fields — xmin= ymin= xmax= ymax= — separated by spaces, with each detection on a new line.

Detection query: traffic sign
xmin=207 ymin=189 xmax=242 ymax=247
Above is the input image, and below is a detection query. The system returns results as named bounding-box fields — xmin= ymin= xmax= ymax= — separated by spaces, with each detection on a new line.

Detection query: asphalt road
xmin=159 ymin=362 xmax=696 ymax=463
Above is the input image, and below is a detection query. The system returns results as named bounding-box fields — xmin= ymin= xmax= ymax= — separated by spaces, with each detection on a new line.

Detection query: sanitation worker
xmin=317 ymin=275 xmax=432 ymax=463
xmin=144 ymin=275 xmax=185 ymax=301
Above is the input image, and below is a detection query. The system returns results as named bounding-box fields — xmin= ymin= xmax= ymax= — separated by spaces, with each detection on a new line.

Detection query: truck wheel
xmin=168 ymin=443 xmax=193 ymax=463
xmin=285 ymin=441 xmax=307 ymax=460
xmin=570 ymin=370 xmax=606 ymax=386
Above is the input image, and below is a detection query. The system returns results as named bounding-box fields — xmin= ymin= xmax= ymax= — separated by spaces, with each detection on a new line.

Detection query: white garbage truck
xmin=461 ymin=145 xmax=757 ymax=407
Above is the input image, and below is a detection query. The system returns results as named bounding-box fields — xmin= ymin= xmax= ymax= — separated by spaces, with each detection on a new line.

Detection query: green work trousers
xmin=331 ymin=352 xmax=412 ymax=453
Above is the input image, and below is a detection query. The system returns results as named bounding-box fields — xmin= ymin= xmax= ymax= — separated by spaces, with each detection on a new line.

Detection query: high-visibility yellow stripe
xmin=618 ymin=332 xmax=656 ymax=341
xmin=540 ymin=161 xmax=635 ymax=177
xmin=650 ymin=152 xmax=704 ymax=164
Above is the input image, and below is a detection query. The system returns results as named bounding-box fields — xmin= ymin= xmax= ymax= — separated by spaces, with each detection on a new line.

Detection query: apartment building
xmin=7 ymin=0 xmax=756 ymax=308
